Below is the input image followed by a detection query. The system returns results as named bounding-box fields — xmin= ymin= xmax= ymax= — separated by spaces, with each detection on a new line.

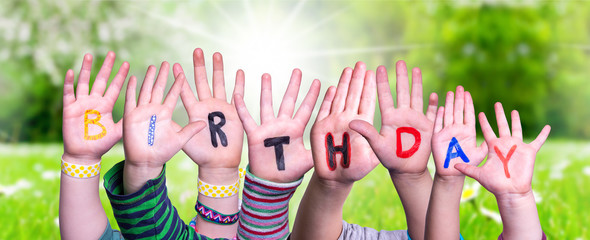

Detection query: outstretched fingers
xmin=443 ymin=91 xmax=454 ymax=127
xmin=331 ymin=67 xmax=353 ymax=113
xmin=212 ymin=52 xmax=227 ymax=101
xmin=495 ymin=102 xmax=511 ymax=137
xmin=478 ymin=112 xmax=497 ymax=142
xmin=410 ymin=67 xmax=424 ymax=111
xmin=358 ymin=70 xmax=376 ymax=117
xmin=434 ymin=106 xmax=445 ymax=133
xmin=138 ymin=65 xmax=157 ymax=105
xmin=63 ymin=70 xmax=76 ymax=106
xmin=530 ymin=125 xmax=551 ymax=150
xmin=511 ymin=110 xmax=523 ymax=140
xmin=234 ymin=94 xmax=258 ymax=133
xmin=278 ymin=69 xmax=302 ymax=118
xmin=163 ymin=72 xmax=185 ymax=110
xmin=453 ymin=86 xmax=465 ymax=125
xmin=150 ymin=62 xmax=170 ymax=104
xmin=90 ymin=51 xmax=116 ymax=97
xmin=464 ymin=91 xmax=476 ymax=127
xmin=425 ymin=93 xmax=439 ymax=122
xmin=104 ymin=61 xmax=130 ymax=105
xmin=316 ymin=86 xmax=336 ymax=122
xmin=124 ymin=76 xmax=138 ymax=115
xmin=231 ymin=69 xmax=245 ymax=105
xmin=395 ymin=60 xmax=410 ymax=108
xmin=193 ymin=48 xmax=212 ymax=100
xmin=376 ymin=66 xmax=394 ymax=114
xmin=76 ymin=54 xmax=93 ymax=97
xmin=344 ymin=61 xmax=367 ymax=112
xmin=260 ymin=73 xmax=274 ymax=123
xmin=294 ymin=79 xmax=321 ymax=126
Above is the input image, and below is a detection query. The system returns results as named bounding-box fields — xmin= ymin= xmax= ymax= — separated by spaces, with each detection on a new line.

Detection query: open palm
xmin=62 ymin=52 xmax=129 ymax=161
xmin=235 ymin=69 xmax=320 ymax=183
xmin=455 ymin=103 xmax=551 ymax=196
xmin=173 ymin=49 xmax=244 ymax=169
xmin=350 ymin=61 xmax=438 ymax=174
xmin=431 ymin=86 xmax=487 ymax=177
xmin=123 ymin=63 xmax=205 ymax=166
xmin=311 ymin=62 xmax=379 ymax=184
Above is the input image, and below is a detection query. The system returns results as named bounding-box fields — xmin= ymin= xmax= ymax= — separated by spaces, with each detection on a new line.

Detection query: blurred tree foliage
xmin=405 ymin=2 xmax=590 ymax=138
xmin=0 ymin=1 xmax=589 ymax=142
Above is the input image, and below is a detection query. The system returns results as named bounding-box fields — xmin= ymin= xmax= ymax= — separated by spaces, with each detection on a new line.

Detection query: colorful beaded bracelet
xmin=195 ymin=200 xmax=239 ymax=225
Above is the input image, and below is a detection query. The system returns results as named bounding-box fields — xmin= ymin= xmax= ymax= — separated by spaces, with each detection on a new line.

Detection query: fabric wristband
xmin=195 ymin=200 xmax=240 ymax=225
xmin=61 ymin=158 xmax=101 ymax=179
xmin=198 ymin=168 xmax=245 ymax=198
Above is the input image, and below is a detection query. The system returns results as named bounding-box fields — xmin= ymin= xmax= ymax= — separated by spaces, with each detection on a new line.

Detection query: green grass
xmin=1 ymin=140 xmax=589 ymax=239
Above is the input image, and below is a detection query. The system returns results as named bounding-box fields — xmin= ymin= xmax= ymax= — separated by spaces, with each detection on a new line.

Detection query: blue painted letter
xmin=444 ymin=137 xmax=469 ymax=168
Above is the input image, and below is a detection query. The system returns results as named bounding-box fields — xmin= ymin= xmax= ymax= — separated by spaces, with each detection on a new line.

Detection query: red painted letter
xmin=396 ymin=127 xmax=421 ymax=158
xmin=494 ymin=145 xmax=517 ymax=178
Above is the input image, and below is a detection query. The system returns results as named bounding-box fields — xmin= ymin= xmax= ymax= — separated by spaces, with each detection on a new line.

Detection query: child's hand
xmin=173 ymin=49 xmax=244 ymax=170
xmin=431 ymin=86 xmax=487 ymax=178
xmin=234 ymin=70 xmax=321 ymax=183
xmin=349 ymin=61 xmax=438 ymax=175
xmin=455 ymin=103 xmax=551 ymax=196
xmin=123 ymin=62 xmax=206 ymax=168
xmin=310 ymin=62 xmax=379 ymax=185
xmin=62 ymin=52 xmax=129 ymax=163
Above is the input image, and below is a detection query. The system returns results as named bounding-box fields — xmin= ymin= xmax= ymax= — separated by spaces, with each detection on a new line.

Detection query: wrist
xmin=434 ymin=172 xmax=466 ymax=183
xmin=316 ymin=176 xmax=354 ymax=193
xmin=62 ymin=152 xmax=101 ymax=164
xmin=123 ymin=161 xmax=164 ymax=194
xmin=495 ymin=190 xmax=536 ymax=209
xmin=198 ymin=167 xmax=239 ymax=185
xmin=389 ymin=168 xmax=432 ymax=182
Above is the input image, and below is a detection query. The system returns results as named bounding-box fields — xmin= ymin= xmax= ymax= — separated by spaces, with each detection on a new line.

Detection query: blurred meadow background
xmin=1 ymin=0 xmax=590 ymax=239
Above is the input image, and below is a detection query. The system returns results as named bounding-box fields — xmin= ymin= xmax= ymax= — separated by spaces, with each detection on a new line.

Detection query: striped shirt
xmin=104 ymin=161 xmax=224 ymax=240
xmin=238 ymin=167 xmax=302 ymax=240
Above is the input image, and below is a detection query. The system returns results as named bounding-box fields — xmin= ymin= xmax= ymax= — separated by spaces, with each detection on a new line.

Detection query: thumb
xmin=178 ymin=121 xmax=207 ymax=146
xmin=454 ymin=163 xmax=481 ymax=181
xmin=477 ymin=141 xmax=488 ymax=161
xmin=349 ymin=120 xmax=383 ymax=150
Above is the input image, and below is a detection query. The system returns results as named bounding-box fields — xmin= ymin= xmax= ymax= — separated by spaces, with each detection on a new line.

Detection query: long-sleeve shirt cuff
xmin=238 ymin=165 xmax=303 ymax=240
xmin=103 ymin=160 xmax=219 ymax=240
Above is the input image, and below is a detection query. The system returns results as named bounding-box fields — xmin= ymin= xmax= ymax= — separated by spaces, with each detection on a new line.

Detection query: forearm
xmin=496 ymin=191 xmax=543 ymax=240
xmin=59 ymin=154 xmax=108 ymax=240
xmin=390 ymin=169 xmax=433 ymax=240
xmin=425 ymin=175 xmax=464 ymax=240
xmin=291 ymin=173 xmax=353 ymax=240
xmin=238 ymin=166 xmax=302 ymax=240
xmin=196 ymin=167 xmax=240 ymax=238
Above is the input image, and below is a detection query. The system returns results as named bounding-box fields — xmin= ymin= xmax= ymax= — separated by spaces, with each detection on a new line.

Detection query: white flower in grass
xmin=479 ymin=207 xmax=502 ymax=223
xmin=583 ymin=166 xmax=590 ymax=176
xmin=41 ymin=170 xmax=60 ymax=180
xmin=533 ymin=190 xmax=543 ymax=203
xmin=0 ymin=179 xmax=32 ymax=197
xmin=54 ymin=217 xmax=59 ymax=227
xmin=461 ymin=181 xmax=480 ymax=203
